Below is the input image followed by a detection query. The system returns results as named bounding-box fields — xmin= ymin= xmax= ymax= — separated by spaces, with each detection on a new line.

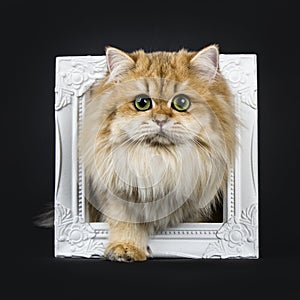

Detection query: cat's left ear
xmin=106 ymin=46 xmax=135 ymax=82
xmin=190 ymin=45 xmax=219 ymax=80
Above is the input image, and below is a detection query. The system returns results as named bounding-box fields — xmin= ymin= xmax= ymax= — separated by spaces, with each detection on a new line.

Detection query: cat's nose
xmin=153 ymin=116 xmax=168 ymax=128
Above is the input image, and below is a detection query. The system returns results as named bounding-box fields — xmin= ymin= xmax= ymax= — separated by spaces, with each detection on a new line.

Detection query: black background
xmin=6 ymin=0 xmax=300 ymax=298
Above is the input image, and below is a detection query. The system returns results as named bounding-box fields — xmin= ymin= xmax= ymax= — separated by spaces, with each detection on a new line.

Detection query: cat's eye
xmin=134 ymin=94 xmax=152 ymax=111
xmin=172 ymin=94 xmax=191 ymax=112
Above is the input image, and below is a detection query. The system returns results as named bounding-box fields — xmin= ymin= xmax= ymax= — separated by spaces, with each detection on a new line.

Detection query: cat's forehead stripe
xmin=159 ymin=78 xmax=166 ymax=96
xmin=173 ymin=82 xmax=178 ymax=94
xmin=140 ymin=77 xmax=187 ymax=101
xmin=144 ymin=78 xmax=149 ymax=93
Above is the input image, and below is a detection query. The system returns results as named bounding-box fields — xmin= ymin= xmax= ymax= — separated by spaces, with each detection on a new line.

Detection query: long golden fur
xmin=80 ymin=45 xmax=237 ymax=262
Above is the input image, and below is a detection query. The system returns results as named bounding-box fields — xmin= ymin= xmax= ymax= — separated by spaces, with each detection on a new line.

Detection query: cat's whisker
xmin=95 ymin=132 xmax=154 ymax=180
xmin=191 ymin=139 xmax=229 ymax=188
xmin=180 ymin=124 xmax=229 ymax=163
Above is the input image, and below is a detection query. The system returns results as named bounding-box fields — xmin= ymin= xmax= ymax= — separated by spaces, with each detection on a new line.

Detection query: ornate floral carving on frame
xmin=203 ymin=204 xmax=258 ymax=258
xmin=55 ymin=203 xmax=105 ymax=258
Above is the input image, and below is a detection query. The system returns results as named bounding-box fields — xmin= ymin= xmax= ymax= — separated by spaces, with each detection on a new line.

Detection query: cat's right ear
xmin=106 ymin=47 xmax=135 ymax=82
xmin=190 ymin=45 xmax=219 ymax=81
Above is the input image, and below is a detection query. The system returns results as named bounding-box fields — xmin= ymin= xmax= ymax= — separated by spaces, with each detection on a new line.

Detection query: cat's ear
xmin=190 ymin=45 xmax=219 ymax=80
xmin=106 ymin=47 xmax=135 ymax=82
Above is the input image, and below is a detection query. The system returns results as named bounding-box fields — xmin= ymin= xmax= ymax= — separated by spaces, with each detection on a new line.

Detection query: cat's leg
xmin=105 ymin=219 xmax=150 ymax=262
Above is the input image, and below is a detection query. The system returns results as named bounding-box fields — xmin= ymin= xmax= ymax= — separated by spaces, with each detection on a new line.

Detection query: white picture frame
xmin=54 ymin=54 xmax=258 ymax=259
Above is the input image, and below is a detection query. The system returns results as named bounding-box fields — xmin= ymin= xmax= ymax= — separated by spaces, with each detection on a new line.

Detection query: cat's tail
xmin=33 ymin=203 xmax=54 ymax=228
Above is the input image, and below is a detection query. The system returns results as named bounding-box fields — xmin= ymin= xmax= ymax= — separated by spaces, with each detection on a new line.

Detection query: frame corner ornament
xmin=203 ymin=203 xmax=258 ymax=258
xmin=55 ymin=203 xmax=105 ymax=258
xmin=55 ymin=56 xmax=107 ymax=111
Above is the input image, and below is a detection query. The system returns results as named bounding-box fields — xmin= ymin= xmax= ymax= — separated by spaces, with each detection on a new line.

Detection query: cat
xmin=80 ymin=45 xmax=237 ymax=262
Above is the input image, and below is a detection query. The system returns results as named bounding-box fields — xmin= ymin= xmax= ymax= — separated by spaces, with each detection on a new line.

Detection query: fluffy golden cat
xmin=80 ymin=45 xmax=237 ymax=262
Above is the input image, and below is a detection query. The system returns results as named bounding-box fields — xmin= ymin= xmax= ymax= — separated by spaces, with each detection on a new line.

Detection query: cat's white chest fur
xmin=110 ymin=143 xmax=219 ymax=203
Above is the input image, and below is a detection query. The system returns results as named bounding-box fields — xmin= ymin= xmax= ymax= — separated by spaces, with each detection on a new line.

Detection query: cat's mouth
xmin=143 ymin=132 xmax=177 ymax=146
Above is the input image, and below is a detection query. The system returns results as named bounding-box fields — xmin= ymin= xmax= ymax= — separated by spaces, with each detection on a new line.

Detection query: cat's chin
xmin=143 ymin=133 xmax=178 ymax=147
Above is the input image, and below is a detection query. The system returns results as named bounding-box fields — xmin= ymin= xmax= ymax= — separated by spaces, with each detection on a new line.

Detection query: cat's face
xmin=93 ymin=46 xmax=232 ymax=152
xmin=105 ymin=78 xmax=213 ymax=148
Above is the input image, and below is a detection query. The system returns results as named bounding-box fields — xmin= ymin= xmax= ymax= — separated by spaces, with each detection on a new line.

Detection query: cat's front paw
xmin=105 ymin=242 xmax=147 ymax=262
